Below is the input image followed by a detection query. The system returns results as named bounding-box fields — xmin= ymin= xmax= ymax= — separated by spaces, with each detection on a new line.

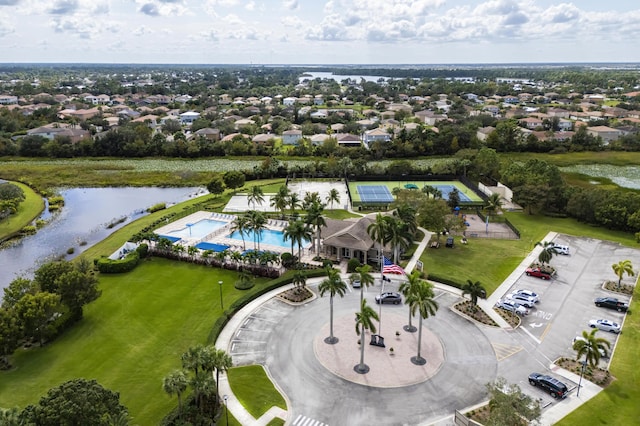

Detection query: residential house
xmin=84 ymin=94 xmax=111 ymax=105
xmin=476 ymin=126 xmax=495 ymax=142
xmin=179 ymin=111 xmax=200 ymax=125
xmin=234 ymin=118 xmax=256 ymax=130
xmin=0 ymin=95 xmax=18 ymax=105
xmin=252 ymin=134 xmax=273 ymax=144
xmin=362 ymin=127 xmax=391 ymax=146
xmin=335 ymin=133 xmax=361 ymax=148
xmin=321 ymin=215 xmax=390 ymax=263
xmin=314 ymin=95 xmax=324 ymax=105
xmin=587 ymin=126 xmax=622 ymax=144
xmin=282 ymin=129 xmax=303 ymax=145
xmin=27 ymin=124 xmax=90 ymax=143
xmin=193 ymin=128 xmax=220 ymax=141
xmin=414 ymin=110 xmax=447 ymax=126
xmin=283 ymin=97 xmax=296 ymax=106
xmin=547 ymin=108 xmax=570 ymax=119
xmin=519 ymin=117 xmax=543 ymax=130
xmin=557 ymin=119 xmax=573 ymax=131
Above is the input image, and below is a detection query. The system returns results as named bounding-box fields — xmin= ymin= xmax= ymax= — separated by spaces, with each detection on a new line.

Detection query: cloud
xmin=283 ymin=0 xmax=298 ymax=10
xmin=49 ymin=0 xmax=79 ymax=15
xmin=245 ymin=1 xmax=255 ymax=11
xmin=52 ymin=17 xmax=98 ymax=38
xmin=0 ymin=11 xmax=14 ymax=35
xmin=203 ymin=0 xmax=238 ymax=16
xmin=199 ymin=29 xmax=219 ymax=41
xmin=281 ymin=15 xmax=305 ymax=29
xmin=136 ymin=0 xmax=187 ymax=16
xmin=133 ymin=25 xmax=153 ymax=36
xmin=139 ymin=2 xmax=159 ymax=16
xmin=0 ymin=0 xmax=20 ymax=5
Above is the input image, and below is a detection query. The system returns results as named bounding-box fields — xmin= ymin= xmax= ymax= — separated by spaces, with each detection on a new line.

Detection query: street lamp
xmin=223 ymin=394 xmax=229 ymax=426
xmin=218 ymin=280 xmax=224 ymax=310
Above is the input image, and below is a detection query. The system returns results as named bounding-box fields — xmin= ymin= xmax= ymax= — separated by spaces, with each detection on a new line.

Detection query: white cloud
xmin=133 ymin=25 xmax=153 ymax=36
xmin=283 ymin=0 xmax=298 ymax=10
xmin=203 ymin=0 xmax=239 ymax=16
xmin=245 ymin=1 xmax=255 ymax=11
xmin=52 ymin=17 xmax=99 ymax=38
xmin=49 ymin=0 xmax=79 ymax=15
xmin=0 ymin=11 xmax=14 ymax=36
xmin=136 ymin=0 xmax=187 ymax=17
xmin=281 ymin=15 xmax=305 ymax=29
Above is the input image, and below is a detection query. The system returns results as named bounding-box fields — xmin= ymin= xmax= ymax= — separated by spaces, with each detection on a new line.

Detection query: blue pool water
xmin=228 ymin=229 xmax=310 ymax=248
xmin=165 ymin=219 xmax=227 ymax=239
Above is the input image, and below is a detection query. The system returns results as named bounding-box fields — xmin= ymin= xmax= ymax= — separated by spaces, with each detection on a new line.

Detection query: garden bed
xmin=555 ymin=357 xmax=614 ymax=387
xmin=453 ymin=300 xmax=499 ymax=327
xmin=278 ymin=287 xmax=315 ymax=304
xmin=603 ymin=280 xmax=635 ymax=296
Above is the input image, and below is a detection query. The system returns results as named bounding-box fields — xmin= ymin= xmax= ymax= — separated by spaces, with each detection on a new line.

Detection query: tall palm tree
xmin=181 ymin=344 xmax=205 ymax=377
xmin=305 ymin=201 xmax=326 ymax=254
xmin=354 ymin=298 xmax=379 ymax=374
xmin=270 ymin=185 xmax=290 ymax=218
xmin=573 ymin=328 xmax=610 ymax=368
xmin=612 ymin=259 xmax=635 ymax=289
xmin=535 ymin=240 xmax=559 ymax=265
xmin=303 ymin=191 xmax=322 ymax=209
xmin=288 ymin=192 xmax=301 ymax=215
xmin=162 ymin=370 xmax=188 ymax=420
xmin=247 ymin=185 xmax=265 ymax=210
xmin=326 ymin=188 xmax=340 ymax=210
xmin=212 ymin=347 xmax=233 ymax=412
xmin=284 ymin=219 xmax=312 ymax=261
xmin=398 ymin=271 xmax=423 ymax=332
xmin=461 ymin=279 xmax=486 ymax=312
xmin=292 ymin=269 xmax=307 ymax=293
xmin=318 ymin=267 xmax=347 ymax=344
xmin=248 ymin=210 xmax=267 ymax=251
xmin=355 ymin=264 xmax=375 ymax=304
xmin=484 ymin=193 xmax=503 ymax=218
xmin=367 ymin=213 xmax=389 ymax=273
xmin=384 ymin=215 xmax=412 ymax=264
xmin=393 ymin=204 xmax=417 ymax=236
xmin=231 ymin=215 xmax=250 ymax=251
xmin=406 ymin=280 xmax=439 ymax=365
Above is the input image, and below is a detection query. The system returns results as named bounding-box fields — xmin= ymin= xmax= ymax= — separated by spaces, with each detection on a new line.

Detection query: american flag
xmin=383 ymin=256 xmax=405 ymax=275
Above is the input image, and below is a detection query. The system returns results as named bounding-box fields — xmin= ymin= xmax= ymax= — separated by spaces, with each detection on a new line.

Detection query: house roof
xmin=322 ymin=217 xmax=376 ymax=252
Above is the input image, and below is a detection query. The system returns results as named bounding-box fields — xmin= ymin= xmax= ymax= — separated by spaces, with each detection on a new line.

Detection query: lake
xmin=0 ymin=187 xmax=203 ymax=293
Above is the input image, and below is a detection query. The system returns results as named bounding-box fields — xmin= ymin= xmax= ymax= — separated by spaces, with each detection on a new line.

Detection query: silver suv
xmin=506 ymin=292 xmax=536 ymax=308
xmin=496 ymin=299 xmax=529 ymax=316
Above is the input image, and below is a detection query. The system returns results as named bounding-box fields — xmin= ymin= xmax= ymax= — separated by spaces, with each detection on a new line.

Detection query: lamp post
xmin=218 ymin=280 xmax=224 ymax=310
xmin=577 ymin=359 xmax=587 ymax=397
xmin=223 ymin=394 xmax=229 ymax=426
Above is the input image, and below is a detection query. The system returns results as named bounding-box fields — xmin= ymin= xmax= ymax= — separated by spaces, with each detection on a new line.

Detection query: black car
xmin=375 ymin=292 xmax=402 ymax=304
xmin=594 ymin=297 xmax=628 ymax=312
xmin=528 ymin=373 xmax=569 ymax=399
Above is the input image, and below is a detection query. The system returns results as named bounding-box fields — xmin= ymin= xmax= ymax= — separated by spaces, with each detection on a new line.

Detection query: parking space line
xmin=521 ymin=326 xmax=542 ymax=344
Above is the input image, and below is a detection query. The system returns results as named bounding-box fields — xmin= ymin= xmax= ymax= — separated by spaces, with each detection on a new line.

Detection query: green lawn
xmin=0 ymin=258 xmax=268 ymax=425
xmin=324 ymin=209 xmax=362 ymax=220
xmin=227 ymin=365 xmax=287 ymax=419
xmin=0 ymin=181 xmax=44 ymax=241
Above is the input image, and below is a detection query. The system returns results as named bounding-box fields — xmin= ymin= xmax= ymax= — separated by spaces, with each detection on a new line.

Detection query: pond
xmin=560 ymin=164 xmax=640 ymax=189
xmin=0 ymin=187 xmax=203 ymax=293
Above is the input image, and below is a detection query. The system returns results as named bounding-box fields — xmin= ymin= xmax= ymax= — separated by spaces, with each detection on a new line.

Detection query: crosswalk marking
xmin=293 ymin=414 xmax=328 ymax=426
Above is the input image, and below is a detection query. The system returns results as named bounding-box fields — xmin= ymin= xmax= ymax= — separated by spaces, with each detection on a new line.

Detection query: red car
xmin=525 ymin=267 xmax=553 ymax=280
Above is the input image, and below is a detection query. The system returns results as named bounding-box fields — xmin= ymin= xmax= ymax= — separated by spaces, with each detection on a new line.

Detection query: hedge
xmin=95 ymin=251 xmax=140 ymax=273
xmin=427 ymin=273 xmax=464 ymax=290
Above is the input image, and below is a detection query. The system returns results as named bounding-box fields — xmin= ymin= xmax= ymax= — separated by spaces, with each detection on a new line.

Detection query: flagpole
xmin=379 ymin=244 xmax=384 ymax=336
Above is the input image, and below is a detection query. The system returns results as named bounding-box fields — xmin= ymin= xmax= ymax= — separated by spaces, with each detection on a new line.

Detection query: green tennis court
xmin=348 ymin=180 xmax=483 ymax=206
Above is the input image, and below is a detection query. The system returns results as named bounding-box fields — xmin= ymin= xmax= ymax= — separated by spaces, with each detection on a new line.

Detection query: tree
xmin=326 ymin=188 xmax=340 ymax=209
xmin=318 ymin=267 xmax=347 ymax=344
xmin=612 ymin=259 xmax=635 ymax=289
xmin=0 ymin=308 xmax=21 ymax=369
xmin=354 ymin=298 xmax=379 ymax=374
xmin=484 ymin=193 xmax=503 ymax=218
xmin=461 ymin=279 xmax=486 ymax=312
xmin=223 ymin=171 xmax=245 ymax=193
xmin=2 ymin=277 xmax=36 ymax=309
xmin=54 ymin=269 xmax=100 ymax=320
xmin=573 ymin=328 xmax=610 ymax=368
xmin=393 ymin=203 xmax=417 ymax=236
xmin=292 ymin=270 xmax=307 ymax=293
xmin=535 ymin=241 xmax=558 ymax=265
xmin=305 ymin=201 xmax=326 ymax=254
xmin=283 ymin=219 xmax=312 ymax=261
xmin=14 ymin=292 xmax=61 ymax=346
xmin=206 ymin=176 xmax=225 ymax=198
xmin=181 ymin=344 xmax=205 ymax=377
xmin=398 ymin=271 xmax=423 ymax=332
xmin=247 ymin=185 xmax=265 ymax=209
xmin=405 ymin=280 xmax=438 ymax=365
xmin=33 ymin=260 xmax=75 ymax=294
xmin=163 ymin=370 xmax=188 ymax=420
xmin=485 ymin=377 xmax=541 ymax=426
xmin=288 ymin=192 xmax=301 ymax=214
xmin=230 ymin=215 xmax=250 ymax=251
xmin=383 ymin=215 xmax=412 ymax=264
xmin=367 ymin=213 xmax=389 ymax=272
xmin=21 ymin=378 xmax=129 ymax=426
xmin=447 ymin=188 xmax=461 ymax=209
xmin=247 ymin=210 xmax=267 ymax=251
xmin=270 ymin=185 xmax=290 ymax=218
xmin=211 ymin=347 xmax=233 ymax=413
xmin=417 ymin=198 xmax=450 ymax=242
xmin=354 ymin=264 xmax=375 ymax=304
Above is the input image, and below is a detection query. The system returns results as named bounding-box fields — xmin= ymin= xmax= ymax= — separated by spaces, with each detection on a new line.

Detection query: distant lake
xmin=0 ymin=187 xmax=203 ymax=293
xmin=560 ymin=165 xmax=640 ymax=189
xmin=299 ymin=71 xmax=394 ymax=83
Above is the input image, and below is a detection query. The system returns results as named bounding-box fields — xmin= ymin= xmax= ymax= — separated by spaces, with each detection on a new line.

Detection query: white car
xmin=589 ymin=319 xmax=621 ymax=334
xmin=506 ymin=292 xmax=536 ymax=308
xmin=572 ymin=336 xmax=608 ymax=358
xmin=515 ymin=289 xmax=540 ymax=303
xmin=496 ymin=299 xmax=529 ymax=316
xmin=551 ymin=243 xmax=570 ymax=255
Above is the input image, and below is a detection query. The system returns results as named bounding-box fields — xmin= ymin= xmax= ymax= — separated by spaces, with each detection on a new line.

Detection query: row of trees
xmin=1 ymin=259 xmax=100 ymax=369
xmin=0 ymin=182 xmax=25 ymax=221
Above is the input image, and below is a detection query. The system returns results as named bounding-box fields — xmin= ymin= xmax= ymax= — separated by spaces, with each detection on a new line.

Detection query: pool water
xmin=167 ymin=219 xmax=227 ymax=239
xmin=228 ymin=229 xmax=309 ymax=248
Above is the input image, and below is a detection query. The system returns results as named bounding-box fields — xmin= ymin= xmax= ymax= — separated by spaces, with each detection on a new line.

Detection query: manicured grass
xmin=0 ymin=181 xmax=44 ymax=241
xmin=0 ymin=258 xmax=268 ymax=425
xmin=266 ymin=418 xmax=286 ymax=426
xmin=324 ymin=209 xmax=362 ymax=220
xmin=227 ymin=365 xmax=287 ymax=419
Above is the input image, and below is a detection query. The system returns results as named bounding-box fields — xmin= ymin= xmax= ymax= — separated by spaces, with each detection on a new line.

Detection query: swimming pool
xmin=165 ymin=219 xmax=227 ymax=239
xmin=228 ymin=229 xmax=310 ymax=248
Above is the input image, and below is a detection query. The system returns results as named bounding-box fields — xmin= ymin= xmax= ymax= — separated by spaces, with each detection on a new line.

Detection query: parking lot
xmin=493 ymin=233 xmax=639 ymax=405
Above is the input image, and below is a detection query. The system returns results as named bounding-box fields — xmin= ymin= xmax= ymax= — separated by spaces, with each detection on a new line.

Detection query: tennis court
xmin=348 ymin=180 xmax=483 ymax=207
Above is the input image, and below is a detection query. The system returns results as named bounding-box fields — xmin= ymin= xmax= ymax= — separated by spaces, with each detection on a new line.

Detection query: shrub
xmin=281 ymin=252 xmax=296 ymax=268
xmin=347 ymin=258 xmax=361 ymax=273
xmin=95 ymin=251 xmax=140 ymax=273
xmin=136 ymin=243 xmax=149 ymax=258
xmin=147 ymin=203 xmax=166 ymax=213
xmin=66 ymin=247 xmax=75 ymax=255
xmin=20 ymin=225 xmax=37 ymax=235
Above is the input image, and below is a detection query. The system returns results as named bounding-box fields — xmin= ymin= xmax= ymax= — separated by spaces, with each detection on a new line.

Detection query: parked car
xmin=525 ymin=267 xmax=553 ymax=280
xmin=551 ymin=243 xmax=570 ymax=255
xmin=351 ymin=279 xmax=361 ymax=289
xmin=588 ymin=318 xmax=621 ymax=334
xmin=594 ymin=297 xmax=628 ymax=312
xmin=506 ymin=292 xmax=536 ymax=308
xmin=496 ymin=299 xmax=529 ymax=316
xmin=515 ymin=289 xmax=540 ymax=303
xmin=528 ymin=373 xmax=569 ymax=399
xmin=375 ymin=292 xmax=402 ymax=304
xmin=572 ymin=336 xmax=608 ymax=358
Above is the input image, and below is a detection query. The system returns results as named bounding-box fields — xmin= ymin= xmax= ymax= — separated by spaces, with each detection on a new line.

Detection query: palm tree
xmin=231 ymin=215 xmax=250 ymax=251
xmin=398 ymin=271 xmax=423 ymax=332
xmin=248 ymin=210 xmax=267 ymax=251
xmin=162 ymin=370 xmax=188 ymax=420
xmin=292 ymin=269 xmax=307 ymax=293
xmin=461 ymin=279 xmax=486 ymax=312
xmin=288 ymin=192 xmax=301 ymax=215
xmin=187 ymin=245 xmax=199 ymax=260
xmin=270 ymin=185 xmax=290 ymax=218
xmin=384 ymin=215 xmax=412 ymax=264
xmin=484 ymin=193 xmax=503 ymax=218
xmin=354 ymin=298 xmax=379 ymax=374
xmin=318 ymin=267 xmax=347 ymax=344
xmin=355 ymin=264 xmax=375 ymax=304
xmin=406 ymin=280 xmax=439 ymax=365
xmin=393 ymin=204 xmax=417 ymax=236
xmin=367 ymin=213 xmax=389 ymax=274
xmin=326 ymin=188 xmax=340 ymax=210
xmin=612 ymin=260 xmax=635 ymax=289
xmin=303 ymin=191 xmax=322 ymax=209
xmin=306 ymin=201 xmax=326 ymax=254
xmin=247 ymin=185 xmax=265 ymax=210
xmin=535 ymin=240 xmax=558 ymax=265
xmin=211 ymin=347 xmax=233 ymax=412
xmin=181 ymin=344 xmax=205 ymax=377
xmin=284 ymin=219 xmax=312 ymax=261
xmin=573 ymin=328 xmax=610 ymax=368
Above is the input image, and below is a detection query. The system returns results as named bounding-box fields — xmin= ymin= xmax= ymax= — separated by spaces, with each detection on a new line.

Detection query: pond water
xmin=0 ymin=187 xmax=203 ymax=293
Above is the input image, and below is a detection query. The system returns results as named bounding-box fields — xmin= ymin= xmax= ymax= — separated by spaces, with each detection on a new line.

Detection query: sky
xmin=1 ymin=0 xmax=640 ymax=64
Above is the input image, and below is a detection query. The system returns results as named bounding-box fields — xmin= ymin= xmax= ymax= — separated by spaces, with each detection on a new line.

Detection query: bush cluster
xmin=95 ymin=251 xmax=140 ymax=273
